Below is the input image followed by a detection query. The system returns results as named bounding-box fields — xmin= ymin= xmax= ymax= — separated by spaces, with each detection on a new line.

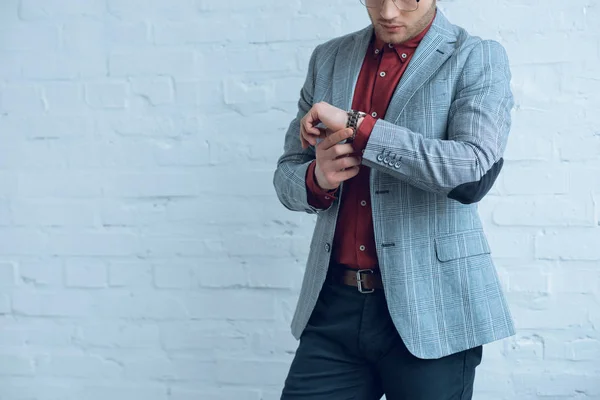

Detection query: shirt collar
xmin=373 ymin=8 xmax=437 ymax=61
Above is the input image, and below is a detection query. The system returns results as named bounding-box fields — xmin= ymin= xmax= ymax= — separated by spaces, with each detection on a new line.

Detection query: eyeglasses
xmin=360 ymin=0 xmax=420 ymax=12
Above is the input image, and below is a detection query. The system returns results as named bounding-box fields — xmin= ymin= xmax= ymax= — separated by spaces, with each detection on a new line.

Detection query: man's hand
xmin=314 ymin=127 xmax=362 ymax=191
xmin=300 ymin=102 xmax=348 ymax=149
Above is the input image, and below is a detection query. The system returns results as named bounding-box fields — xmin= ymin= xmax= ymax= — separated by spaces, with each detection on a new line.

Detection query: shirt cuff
xmin=352 ymin=115 xmax=376 ymax=153
xmin=305 ymin=160 xmax=338 ymax=209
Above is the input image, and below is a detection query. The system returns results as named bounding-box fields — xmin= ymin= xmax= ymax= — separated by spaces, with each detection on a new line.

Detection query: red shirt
xmin=305 ymin=17 xmax=435 ymax=270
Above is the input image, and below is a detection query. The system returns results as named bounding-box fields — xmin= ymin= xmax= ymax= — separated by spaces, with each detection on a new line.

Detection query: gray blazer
xmin=273 ymin=10 xmax=516 ymax=359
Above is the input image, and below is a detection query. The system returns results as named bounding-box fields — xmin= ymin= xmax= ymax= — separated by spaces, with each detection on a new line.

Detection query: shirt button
xmin=325 ymin=196 xmax=330 ymax=200
xmin=379 ymin=71 xmax=386 ymax=78
xmin=388 ymin=43 xmax=394 ymax=48
xmin=359 ymin=245 xmax=366 ymax=251
xmin=371 ymin=112 xmax=378 ymax=118
xmin=375 ymin=49 xmax=380 ymax=55
xmin=401 ymin=53 xmax=407 ymax=59
xmin=361 ymin=200 xmax=367 ymax=206
xmin=361 ymin=149 xmax=365 ymax=154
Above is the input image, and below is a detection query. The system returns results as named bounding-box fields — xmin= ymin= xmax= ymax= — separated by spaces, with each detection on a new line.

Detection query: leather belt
xmin=329 ymin=266 xmax=383 ymax=293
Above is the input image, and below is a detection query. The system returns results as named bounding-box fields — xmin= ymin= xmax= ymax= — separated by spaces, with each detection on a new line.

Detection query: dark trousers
xmin=281 ymin=267 xmax=483 ymax=400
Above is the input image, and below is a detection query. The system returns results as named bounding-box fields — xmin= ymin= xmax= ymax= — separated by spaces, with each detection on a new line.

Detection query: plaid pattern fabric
xmin=272 ymin=10 xmax=516 ymax=359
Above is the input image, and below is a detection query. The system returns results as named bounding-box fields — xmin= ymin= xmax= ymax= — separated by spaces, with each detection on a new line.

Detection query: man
xmin=272 ymin=0 xmax=516 ymax=398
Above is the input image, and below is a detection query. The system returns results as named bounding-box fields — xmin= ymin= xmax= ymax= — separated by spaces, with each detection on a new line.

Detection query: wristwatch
xmin=346 ymin=109 xmax=367 ymax=143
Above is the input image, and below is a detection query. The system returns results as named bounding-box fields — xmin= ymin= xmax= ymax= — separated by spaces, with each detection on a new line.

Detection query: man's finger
xmin=319 ymin=128 xmax=354 ymax=150
xmin=303 ymin=109 xmax=321 ymax=136
xmin=299 ymin=126 xmax=310 ymax=149
xmin=336 ymin=166 xmax=360 ymax=181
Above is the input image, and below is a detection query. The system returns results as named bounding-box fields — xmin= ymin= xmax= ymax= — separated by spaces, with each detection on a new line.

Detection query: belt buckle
xmin=356 ymin=269 xmax=375 ymax=294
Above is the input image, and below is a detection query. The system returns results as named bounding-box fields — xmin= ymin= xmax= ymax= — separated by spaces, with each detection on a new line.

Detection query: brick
xmin=153 ymin=136 xmax=210 ymax=167
xmin=0 ymin=83 xmax=45 ymax=114
xmin=35 ymin=354 xmax=122 ymax=378
xmin=85 ymin=82 xmax=129 ymax=109
xmin=12 ymin=291 xmax=92 ymax=317
xmin=64 ymin=260 xmax=108 ymax=288
xmin=536 ymin=229 xmax=600 ymax=260
xmin=0 ymin=24 xmax=59 ymax=51
xmin=0 ymin=320 xmax=76 ymax=347
xmin=117 ymin=355 xmax=215 ymax=381
xmin=216 ymin=358 xmax=289 ymax=386
xmin=153 ymin=262 xmax=194 ymax=289
xmin=484 ymin=230 xmax=533 ymax=260
xmin=21 ymin=52 xmax=107 ymax=79
xmin=0 ymin=355 xmax=34 ymax=376
xmin=510 ymin=293 xmax=590 ymax=330
xmin=19 ymin=0 xmax=105 ymax=19
xmin=567 ymin=338 xmax=600 ymax=361
xmin=501 ymin=165 xmax=569 ymax=195
xmin=512 ymin=371 xmax=600 ymax=397
xmin=46 ymin=232 xmax=140 ymax=257
xmin=41 ymin=82 xmax=85 ymax=113
xmin=109 ymin=51 xmax=196 ymax=78
xmin=98 ymin=115 xmax=199 ymax=138
xmin=77 ymin=322 xmax=160 ymax=348
xmin=224 ymin=45 xmax=298 ymax=74
xmin=62 ymin=21 xmax=149 ymax=52
xmin=0 ymin=378 xmax=73 ymax=399
xmin=492 ymin=196 xmax=595 ymax=227
xmin=0 ymin=198 xmax=10 ymax=225
xmin=108 ymin=261 xmax=153 ymax=288
xmin=223 ymin=79 xmax=273 ymax=113
xmin=569 ymin=166 xmax=600 ymax=195
xmin=170 ymin=387 xmax=261 ymax=400
xmin=290 ymin=15 xmax=343 ymax=41
xmin=0 ymin=295 xmax=10 ymax=315
xmin=557 ymin=130 xmax=600 ymax=161
xmin=250 ymin=329 xmax=299 ymax=356
xmin=101 ymin=172 xmax=200 ymax=198
xmin=0 ymin=116 xmax=94 ymax=140
xmin=87 ymin=137 xmax=158 ymax=168
xmin=0 ymin=0 xmax=19 ymax=23
xmin=183 ymin=291 xmax=277 ymax=321
xmin=153 ymin=20 xmax=228 ymax=45
xmin=107 ymin=0 xmax=198 ymax=20
xmin=70 ymin=384 xmax=167 ymax=400
xmin=91 ymin=291 xmax=187 ymax=319
xmin=0 ymin=53 xmax=21 ymax=79
xmin=502 ymin=334 xmax=545 ymax=361
xmin=11 ymin=199 xmax=96 ymax=227
xmin=160 ymin=321 xmax=249 ymax=351
xmin=100 ymin=198 xmax=169 ymax=227
xmin=130 ymin=77 xmax=174 ymax=106
xmin=0 ymin=262 xmax=16 ymax=286
xmin=550 ymin=261 xmax=600 ymax=294
xmin=0 ymin=228 xmax=46 ymax=256
xmin=19 ymin=260 xmax=63 ymax=287
xmin=18 ymin=171 xmax=102 ymax=198
xmin=197 ymin=0 xmax=280 ymax=12
xmin=503 ymin=31 xmax=599 ymax=65
xmin=0 ymin=172 xmax=18 ymax=197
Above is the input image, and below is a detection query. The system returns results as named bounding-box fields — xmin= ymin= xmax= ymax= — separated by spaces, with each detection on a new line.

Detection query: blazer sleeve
xmin=361 ymin=40 xmax=514 ymax=204
xmin=272 ymin=44 xmax=336 ymax=214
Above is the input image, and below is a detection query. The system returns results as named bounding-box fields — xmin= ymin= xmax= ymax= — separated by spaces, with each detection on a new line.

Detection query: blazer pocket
xmin=434 ymin=229 xmax=491 ymax=262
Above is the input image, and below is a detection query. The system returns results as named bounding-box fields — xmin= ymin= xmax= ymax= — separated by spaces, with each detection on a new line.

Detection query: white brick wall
xmin=0 ymin=0 xmax=598 ymax=399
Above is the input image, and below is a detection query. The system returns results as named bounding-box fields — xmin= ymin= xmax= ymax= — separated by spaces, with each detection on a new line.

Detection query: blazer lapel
xmin=331 ymin=26 xmax=373 ymax=111
xmin=387 ymin=12 xmax=457 ymax=123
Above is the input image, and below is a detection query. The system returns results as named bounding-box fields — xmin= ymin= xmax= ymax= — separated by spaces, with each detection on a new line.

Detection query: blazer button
xmin=383 ymin=157 xmax=390 ymax=164
xmin=377 ymin=154 xmax=384 ymax=162
xmin=394 ymin=161 xmax=402 ymax=169
xmin=324 ymin=243 xmax=331 ymax=252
